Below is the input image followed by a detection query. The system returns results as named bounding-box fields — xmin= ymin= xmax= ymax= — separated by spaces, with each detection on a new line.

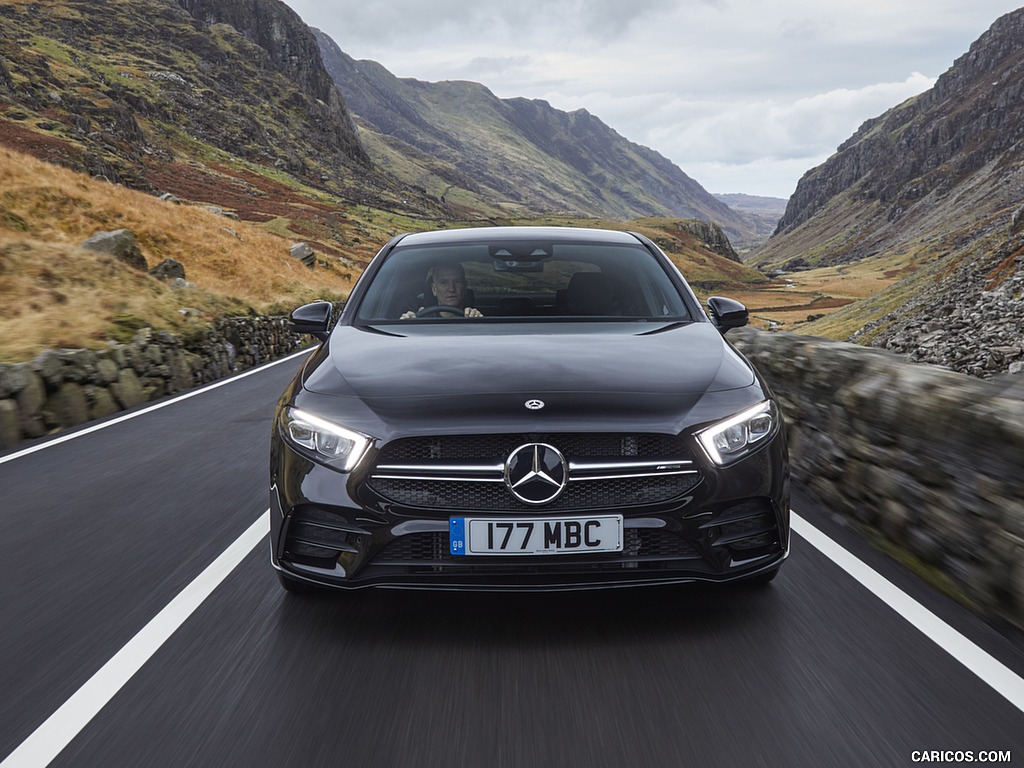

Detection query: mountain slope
xmin=754 ymin=8 xmax=1024 ymax=272
xmin=751 ymin=8 xmax=1024 ymax=377
xmin=313 ymin=30 xmax=755 ymax=246
xmin=0 ymin=0 xmax=433 ymax=215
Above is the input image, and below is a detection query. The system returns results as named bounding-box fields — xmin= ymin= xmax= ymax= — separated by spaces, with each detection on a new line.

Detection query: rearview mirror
xmin=707 ymin=296 xmax=749 ymax=333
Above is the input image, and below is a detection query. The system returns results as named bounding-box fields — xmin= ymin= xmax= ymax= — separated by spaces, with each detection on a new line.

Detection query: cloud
xmin=290 ymin=0 xmax=680 ymax=44
xmin=647 ymin=72 xmax=937 ymax=162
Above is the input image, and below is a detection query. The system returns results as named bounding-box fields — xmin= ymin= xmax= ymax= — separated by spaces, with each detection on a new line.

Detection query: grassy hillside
xmin=0 ymin=0 xmax=792 ymax=363
xmin=0 ymin=145 xmax=361 ymax=360
xmin=0 ymin=144 xmax=775 ymax=361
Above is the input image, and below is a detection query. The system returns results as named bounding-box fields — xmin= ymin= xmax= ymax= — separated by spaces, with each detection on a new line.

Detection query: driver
xmin=401 ymin=262 xmax=483 ymax=318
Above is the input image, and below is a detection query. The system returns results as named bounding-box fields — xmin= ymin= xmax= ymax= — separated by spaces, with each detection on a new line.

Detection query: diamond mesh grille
xmin=369 ymin=475 xmax=699 ymax=511
xmin=366 ymin=433 xmax=699 ymax=511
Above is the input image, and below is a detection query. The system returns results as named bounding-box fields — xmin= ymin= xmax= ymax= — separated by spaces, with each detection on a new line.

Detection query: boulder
xmin=81 ymin=229 xmax=147 ymax=271
xmin=110 ymin=368 xmax=146 ymax=409
xmin=149 ymin=259 xmax=186 ymax=281
xmin=85 ymin=386 xmax=120 ymax=420
xmin=290 ymin=242 xmax=316 ymax=268
xmin=44 ymin=382 xmax=90 ymax=429
xmin=0 ymin=400 xmax=21 ymax=450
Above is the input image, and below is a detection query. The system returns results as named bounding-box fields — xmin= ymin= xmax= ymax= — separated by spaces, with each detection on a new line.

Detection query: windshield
xmin=354 ymin=239 xmax=694 ymax=323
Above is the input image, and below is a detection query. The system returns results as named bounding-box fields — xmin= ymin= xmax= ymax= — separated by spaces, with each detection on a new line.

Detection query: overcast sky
xmin=284 ymin=0 xmax=1022 ymax=199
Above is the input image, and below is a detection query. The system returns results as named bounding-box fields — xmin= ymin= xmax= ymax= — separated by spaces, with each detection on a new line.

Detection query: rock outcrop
xmin=755 ymin=8 xmax=1024 ymax=273
xmin=174 ymin=0 xmax=368 ymax=168
xmin=81 ymin=229 xmax=148 ymax=271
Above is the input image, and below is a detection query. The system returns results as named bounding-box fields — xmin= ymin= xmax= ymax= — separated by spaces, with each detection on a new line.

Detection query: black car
xmin=270 ymin=226 xmax=789 ymax=592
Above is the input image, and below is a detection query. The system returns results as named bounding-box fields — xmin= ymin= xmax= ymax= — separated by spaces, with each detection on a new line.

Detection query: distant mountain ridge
xmin=313 ymin=29 xmax=757 ymax=246
xmin=713 ymin=194 xmax=786 ymax=248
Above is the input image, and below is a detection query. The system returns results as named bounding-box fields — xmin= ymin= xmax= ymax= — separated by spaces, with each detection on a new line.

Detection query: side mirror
xmin=707 ymin=296 xmax=749 ymax=333
xmin=289 ymin=301 xmax=332 ymax=342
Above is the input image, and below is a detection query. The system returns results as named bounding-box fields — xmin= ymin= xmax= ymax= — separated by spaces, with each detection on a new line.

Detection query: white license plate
xmin=449 ymin=515 xmax=623 ymax=556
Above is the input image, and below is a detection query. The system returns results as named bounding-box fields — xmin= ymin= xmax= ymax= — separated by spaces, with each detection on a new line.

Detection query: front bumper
xmin=269 ymin=430 xmax=790 ymax=592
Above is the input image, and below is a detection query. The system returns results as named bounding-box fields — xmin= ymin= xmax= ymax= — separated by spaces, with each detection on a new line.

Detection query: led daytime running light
xmin=696 ymin=400 xmax=776 ymax=466
xmin=283 ymin=407 xmax=371 ymax=471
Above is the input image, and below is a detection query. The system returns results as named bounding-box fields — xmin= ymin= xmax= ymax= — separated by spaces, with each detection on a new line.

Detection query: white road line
xmin=0 ymin=349 xmax=311 ymax=467
xmin=0 ymin=511 xmax=270 ymax=768
xmin=793 ymin=511 xmax=1024 ymax=714
xmin=4 ymin=509 xmax=1023 ymax=767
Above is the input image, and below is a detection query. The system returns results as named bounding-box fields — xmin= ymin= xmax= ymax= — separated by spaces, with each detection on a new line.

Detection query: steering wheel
xmin=416 ymin=305 xmax=464 ymax=317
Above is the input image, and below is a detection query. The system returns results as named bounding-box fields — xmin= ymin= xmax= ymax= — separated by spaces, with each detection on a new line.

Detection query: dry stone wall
xmin=0 ymin=315 xmax=311 ymax=450
xmin=729 ymin=327 xmax=1024 ymax=629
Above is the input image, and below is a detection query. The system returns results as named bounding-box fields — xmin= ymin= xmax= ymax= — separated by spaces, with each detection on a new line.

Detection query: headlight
xmin=280 ymin=406 xmax=372 ymax=471
xmin=696 ymin=400 xmax=777 ymax=466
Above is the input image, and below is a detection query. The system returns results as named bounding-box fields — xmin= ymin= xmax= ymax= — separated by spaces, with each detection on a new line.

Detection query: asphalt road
xmin=1 ymin=354 xmax=1022 ymax=768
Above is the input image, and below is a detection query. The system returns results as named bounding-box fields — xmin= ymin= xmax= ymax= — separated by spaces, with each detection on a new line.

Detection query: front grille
xmin=370 ymin=475 xmax=698 ymax=510
xmin=376 ymin=434 xmax=687 ymax=462
xmin=366 ymin=433 xmax=701 ymax=511
xmin=373 ymin=528 xmax=700 ymax=570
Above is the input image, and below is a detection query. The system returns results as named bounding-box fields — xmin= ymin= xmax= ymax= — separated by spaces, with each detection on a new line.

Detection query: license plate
xmin=449 ymin=515 xmax=623 ymax=556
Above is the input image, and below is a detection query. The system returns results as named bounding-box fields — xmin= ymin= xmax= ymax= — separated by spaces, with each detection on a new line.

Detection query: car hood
xmin=298 ymin=322 xmax=762 ymax=438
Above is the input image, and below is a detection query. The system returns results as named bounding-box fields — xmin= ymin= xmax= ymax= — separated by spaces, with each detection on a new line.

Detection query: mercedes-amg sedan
xmin=270 ymin=226 xmax=789 ymax=592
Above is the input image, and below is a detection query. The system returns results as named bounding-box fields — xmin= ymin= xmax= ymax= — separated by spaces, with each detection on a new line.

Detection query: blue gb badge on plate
xmin=449 ymin=517 xmax=466 ymax=556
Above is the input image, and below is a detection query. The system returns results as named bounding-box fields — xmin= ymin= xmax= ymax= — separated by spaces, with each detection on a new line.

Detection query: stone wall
xmin=0 ymin=315 xmax=309 ymax=449
xmin=730 ymin=327 xmax=1024 ymax=628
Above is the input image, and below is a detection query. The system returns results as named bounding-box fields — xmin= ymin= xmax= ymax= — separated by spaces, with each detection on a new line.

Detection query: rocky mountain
xmin=174 ymin=0 xmax=366 ymax=166
xmin=755 ymin=8 xmax=1024 ymax=270
xmin=0 ymin=0 xmax=761 ymax=251
xmin=313 ymin=30 xmax=756 ymax=246
xmin=0 ymin=0 xmax=435 ymax=215
xmin=748 ymin=8 xmax=1024 ymax=377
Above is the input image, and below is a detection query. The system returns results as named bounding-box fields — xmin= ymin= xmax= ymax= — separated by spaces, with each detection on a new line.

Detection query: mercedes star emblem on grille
xmin=525 ymin=399 xmax=545 ymax=410
xmin=504 ymin=443 xmax=568 ymax=505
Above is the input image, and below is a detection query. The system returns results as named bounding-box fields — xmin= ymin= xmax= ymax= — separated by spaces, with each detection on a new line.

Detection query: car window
xmin=353 ymin=240 xmax=692 ymax=322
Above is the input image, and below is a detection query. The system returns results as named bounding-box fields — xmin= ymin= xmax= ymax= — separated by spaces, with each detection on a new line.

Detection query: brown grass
xmin=0 ymin=145 xmax=358 ymax=360
xmin=733 ymin=254 xmax=923 ymax=332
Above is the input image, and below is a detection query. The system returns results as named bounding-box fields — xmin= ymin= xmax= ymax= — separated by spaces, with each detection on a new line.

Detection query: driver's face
xmin=431 ymin=266 xmax=467 ymax=308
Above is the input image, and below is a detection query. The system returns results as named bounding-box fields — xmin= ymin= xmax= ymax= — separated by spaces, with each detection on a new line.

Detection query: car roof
xmin=394 ymin=226 xmax=644 ymax=247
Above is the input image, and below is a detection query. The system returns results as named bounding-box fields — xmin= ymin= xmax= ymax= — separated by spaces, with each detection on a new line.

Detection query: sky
xmin=283 ymin=0 xmax=1023 ymax=200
